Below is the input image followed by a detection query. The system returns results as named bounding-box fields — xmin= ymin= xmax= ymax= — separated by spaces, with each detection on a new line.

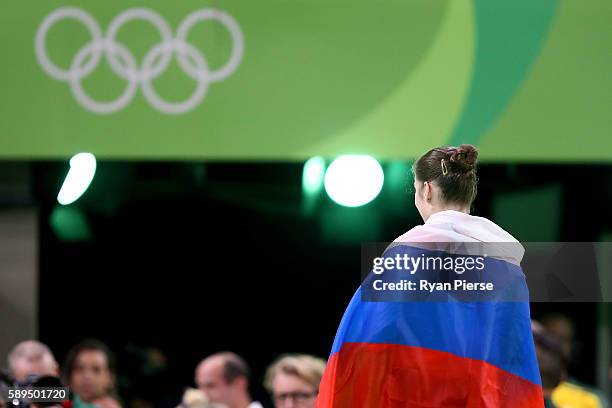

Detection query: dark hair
xmin=217 ymin=352 xmax=250 ymax=384
xmin=533 ymin=329 xmax=566 ymax=389
xmin=62 ymin=339 xmax=116 ymax=384
xmin=413 ymin=144 xmax=479 ymax=207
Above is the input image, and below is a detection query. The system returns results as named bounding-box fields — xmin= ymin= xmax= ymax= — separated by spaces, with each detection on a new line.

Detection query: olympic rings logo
xmin=35 ymin=7 xmax=244 ymax=115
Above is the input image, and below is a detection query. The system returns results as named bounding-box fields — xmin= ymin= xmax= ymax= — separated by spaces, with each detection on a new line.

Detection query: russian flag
xmin=316 ymin=242 xmax=543 ymax=408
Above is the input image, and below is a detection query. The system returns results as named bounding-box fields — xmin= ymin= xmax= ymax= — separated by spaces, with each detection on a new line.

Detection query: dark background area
xmin=30 ymin=161 xmax=612 ymax=406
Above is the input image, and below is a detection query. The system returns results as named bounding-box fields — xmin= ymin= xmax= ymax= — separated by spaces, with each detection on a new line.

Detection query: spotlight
xmin=324 ymin=155 xmax=384 ymax=207
xmin=302 ymin=156 xmax=326 ymax=196
xmin=57 ymin=152 xmax=97 ymax=205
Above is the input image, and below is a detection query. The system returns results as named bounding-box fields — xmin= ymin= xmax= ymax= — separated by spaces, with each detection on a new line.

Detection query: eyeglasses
xmin=273 ymin=391 xmax=317 ymax=404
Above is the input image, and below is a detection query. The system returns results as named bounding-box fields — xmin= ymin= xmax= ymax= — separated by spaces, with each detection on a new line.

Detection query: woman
xmin=316 ymin=145 xmax=543 ymax=407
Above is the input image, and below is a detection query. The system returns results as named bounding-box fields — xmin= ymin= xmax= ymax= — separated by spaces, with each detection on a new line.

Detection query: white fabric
xmin=247 ymin=402 xmax=264 ymax=408
xmin=393 ymin=210 xmax=524 ymax=265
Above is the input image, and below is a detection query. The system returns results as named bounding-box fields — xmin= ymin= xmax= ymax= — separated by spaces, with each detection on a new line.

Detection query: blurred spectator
xmin=194 ymin=352 xmax=261 ymax=408
xmin=0 ymin=369 xmax=12 ymax=408
xmin=542 ymin=314 xmax=609 ymax=408
xmin=3 ymin=342 xmax=65 ymax=408
xmin=8 ymin=340 xmax=59 ymax=383
xmin=543 ymin=314 xmax=575 ymax=361
xmin=533 ymin=321 xmax=565 ymax=407
xmin=176 ymin=388 xmax=225 ymax=408
xmin=63 ymin=339 xmax=121 ymax=408
xmin=119 ymin=344 xmax=173 ymax=408
xmin=264 ymin=354 xmax=325 ymax=408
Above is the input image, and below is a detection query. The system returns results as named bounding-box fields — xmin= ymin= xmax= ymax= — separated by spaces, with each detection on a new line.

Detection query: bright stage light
xmin=302 ymin=156 xmax=326 ymax=195
xmin=57 ymin=152 xmax=97 ymax=205
xmin=324 ymin=155 xmax=384 ymax=207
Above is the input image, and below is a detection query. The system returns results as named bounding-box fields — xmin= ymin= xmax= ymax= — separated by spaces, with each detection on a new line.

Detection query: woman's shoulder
xmin=392 ymin=215 xmax=524 ymax=263
xmin=392 ymin=224 xmax=454 ymax=243
xmin=392 ymin=212 xmax=521 ymax=244
xmin=462 ymin=213 xmax=520 ymax=243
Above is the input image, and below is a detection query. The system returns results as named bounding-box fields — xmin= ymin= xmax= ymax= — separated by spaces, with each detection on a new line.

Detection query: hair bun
xmin=448 ymin=144 xmax=478 ymax=173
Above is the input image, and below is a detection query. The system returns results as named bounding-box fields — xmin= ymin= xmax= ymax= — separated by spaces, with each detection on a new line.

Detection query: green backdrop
xmin=1 ymin=0 xmax=610 ymax=161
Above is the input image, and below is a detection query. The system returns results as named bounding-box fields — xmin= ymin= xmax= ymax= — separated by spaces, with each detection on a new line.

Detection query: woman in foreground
xmin=316 ymin=145 xmax=543 ymax=408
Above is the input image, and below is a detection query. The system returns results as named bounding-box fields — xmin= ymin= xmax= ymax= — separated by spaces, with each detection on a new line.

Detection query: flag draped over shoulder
xmin=316 ymin=211 xmax=543 ymax=408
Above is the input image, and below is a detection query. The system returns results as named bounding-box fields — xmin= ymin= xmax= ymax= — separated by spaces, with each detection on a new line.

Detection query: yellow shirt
xmin=552 ymin=381 xmax=603 ymax=408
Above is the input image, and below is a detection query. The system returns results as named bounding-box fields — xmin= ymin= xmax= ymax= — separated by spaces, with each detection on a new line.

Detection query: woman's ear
xmin=424 ymin=181 xmax=433 ymax=202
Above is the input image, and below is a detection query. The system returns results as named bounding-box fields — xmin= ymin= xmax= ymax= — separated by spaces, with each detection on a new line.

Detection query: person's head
xmin=195 ymin=352 xmax=250 ymax=408
xmin=177 ymin=388 xmax=226 ymax=408
xmin=542 ymin=314 xmax=574 ymax=360
xmin=62 ymin=339 xmax=116 ymax=403
xmin=412 ymin=144 xmax=479 ymax=222
xmin=264 ymin=354 xmax=326 ymax=408
xmin=8 ymin=340 xmax=59 ymax=383
xmin=532 ymin=320 xmax=566 ymax=397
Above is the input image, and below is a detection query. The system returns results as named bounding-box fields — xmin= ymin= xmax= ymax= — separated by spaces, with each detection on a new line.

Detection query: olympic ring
xmin=35 ymin=7 xmax=244 ymax=115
